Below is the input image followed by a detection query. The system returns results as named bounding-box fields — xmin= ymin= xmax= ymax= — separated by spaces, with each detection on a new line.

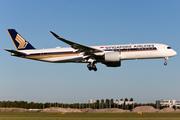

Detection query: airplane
xmin=5 ymin=29 xmax=177 ymax=71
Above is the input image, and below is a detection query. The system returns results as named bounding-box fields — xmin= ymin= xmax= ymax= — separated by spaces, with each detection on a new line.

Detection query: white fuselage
xmin=15 ymin=43 xmax=177 ymax=63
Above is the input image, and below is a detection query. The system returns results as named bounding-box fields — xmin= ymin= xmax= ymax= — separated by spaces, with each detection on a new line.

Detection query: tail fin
xmin=7 ymin=29 xmax=35 ymax=50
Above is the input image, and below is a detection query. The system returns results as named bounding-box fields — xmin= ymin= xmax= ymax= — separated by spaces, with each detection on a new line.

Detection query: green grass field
xmin=0 ymin=112 xmax=180 ymax=120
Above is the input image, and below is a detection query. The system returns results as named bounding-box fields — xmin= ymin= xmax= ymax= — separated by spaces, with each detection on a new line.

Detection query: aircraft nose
xmin=173 ymin=50 xmax=177 ymax=56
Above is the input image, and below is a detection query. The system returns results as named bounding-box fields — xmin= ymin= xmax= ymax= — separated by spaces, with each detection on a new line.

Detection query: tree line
xmin=0 ymin=98 xmax=133 ymax=109
xmin=0 ymin=98 xmax=178 ymax=110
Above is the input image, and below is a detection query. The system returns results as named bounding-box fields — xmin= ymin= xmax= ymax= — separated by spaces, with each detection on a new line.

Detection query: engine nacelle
xmin=102 ymin=61 xmax=121 ymax=67
xmin=104 ymin=52 xmax=121 ymax=62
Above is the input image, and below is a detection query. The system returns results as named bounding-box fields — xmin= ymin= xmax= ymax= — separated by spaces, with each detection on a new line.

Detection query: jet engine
xmin=101 ymin=52 xmax=121 ymax=67
xmin=104 ymin=52 xmax=121 ymax=62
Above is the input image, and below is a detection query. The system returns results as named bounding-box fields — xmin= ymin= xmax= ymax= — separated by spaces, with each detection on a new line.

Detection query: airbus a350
xmin=5 ymin=29 xmax=177 ymax=71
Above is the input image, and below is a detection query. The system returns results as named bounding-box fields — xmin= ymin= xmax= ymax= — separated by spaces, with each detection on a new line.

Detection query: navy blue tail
xmin=7 ymin=29 xmax=35 ymax=50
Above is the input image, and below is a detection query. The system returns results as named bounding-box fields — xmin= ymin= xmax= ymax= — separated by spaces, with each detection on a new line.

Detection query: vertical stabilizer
xmin=7 ymin=29 xmax=35 ymax=50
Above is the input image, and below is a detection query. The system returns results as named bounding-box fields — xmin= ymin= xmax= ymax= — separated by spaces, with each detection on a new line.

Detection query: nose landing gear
xmin=164 ymin=57 xmax=168 ymax=66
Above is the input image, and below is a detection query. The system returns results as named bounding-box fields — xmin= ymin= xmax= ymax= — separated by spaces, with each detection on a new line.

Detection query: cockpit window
xmin=167 ymin=47 xmax=171 ymax=49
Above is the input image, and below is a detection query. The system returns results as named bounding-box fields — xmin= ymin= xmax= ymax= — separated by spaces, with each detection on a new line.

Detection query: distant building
xmin=89 ymin=99 xmax=95 ymax=103
xmin=156 ymin=99 xmax=180 ymax=108
xmin=114 ymin=100 xmax=134 ymax=105
xmin=125 ymin=101 xmax=134 ymax=105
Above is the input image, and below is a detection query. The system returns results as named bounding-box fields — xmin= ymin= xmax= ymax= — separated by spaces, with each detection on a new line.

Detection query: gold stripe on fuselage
xmin=23 ymin=53 xmax=79 ymax=60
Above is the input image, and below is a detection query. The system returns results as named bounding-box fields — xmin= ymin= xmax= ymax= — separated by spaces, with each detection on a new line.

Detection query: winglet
xmin=50 ymin=31 xmax=66 ymax=41
xmin=50 ymin=31 xmax=73 ymax=42
xmin=50 ymin=31 xmax=59 ymax=38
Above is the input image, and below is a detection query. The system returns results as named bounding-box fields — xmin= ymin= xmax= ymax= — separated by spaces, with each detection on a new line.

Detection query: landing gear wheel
xmin=87 ymin=64 xmax=91 ymax=68
xmin=88 ymin=67 xmax=92 ymax=71
xmin=92 ymin=65 xmax=97 ymax=71
xmin=87 ymin=63 xmax=97 ymax=71
xmin=92 ymin=65 xmax=96 ymax=69
xmin=164 ymin=62 xmax=167 ymax=66
xmin=87 ymin=64 xmax=92 ymax=71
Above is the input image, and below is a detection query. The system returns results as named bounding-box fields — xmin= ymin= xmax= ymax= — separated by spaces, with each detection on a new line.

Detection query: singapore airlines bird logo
xmin=15 ymin=34 xmax=28 ymax=49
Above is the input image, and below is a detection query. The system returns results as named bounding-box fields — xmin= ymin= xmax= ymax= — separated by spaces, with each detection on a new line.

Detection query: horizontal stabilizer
xmin=5 ymin=49 xmax=26 ymax=55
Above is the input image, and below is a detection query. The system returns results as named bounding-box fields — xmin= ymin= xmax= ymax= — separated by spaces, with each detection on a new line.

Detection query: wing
xmin=50 ymin=31 xmax=103 ymax=55
xmin=5 ymin=49 xmax=26 ymax=55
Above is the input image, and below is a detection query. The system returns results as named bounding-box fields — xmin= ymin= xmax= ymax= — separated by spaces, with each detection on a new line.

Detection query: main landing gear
xmin=87 ymin=63 xmax=97 ymax=71
xmin=87 ymin=58 xmax=97 ymax=71
xmin=164 ymin=57 xmax=168 ymax=66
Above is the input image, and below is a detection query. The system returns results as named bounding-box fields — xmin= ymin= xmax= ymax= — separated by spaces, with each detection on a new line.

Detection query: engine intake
xmin=104 ymin=52 xmax=121 ymax=62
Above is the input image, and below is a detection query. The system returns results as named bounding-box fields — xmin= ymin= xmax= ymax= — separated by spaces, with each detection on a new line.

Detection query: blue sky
xmin=0 ymin=0 xmax=180 ymax=104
